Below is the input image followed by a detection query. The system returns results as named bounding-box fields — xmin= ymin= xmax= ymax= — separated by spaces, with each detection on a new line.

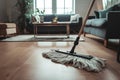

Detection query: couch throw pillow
xmin=31 ymin=14 xmax=40 ymax=23
xmin=86 ymin=19 xmax=92 ymax=26
xmin=31 ymin=15 xmax=37 ymax=22
xmin=71 ymin=14 xmax=79 ymax=22
xmin=71 ymin=15 xmax=77 ymax=21
xmin=91 ymin=18 xmax=107 ymax=28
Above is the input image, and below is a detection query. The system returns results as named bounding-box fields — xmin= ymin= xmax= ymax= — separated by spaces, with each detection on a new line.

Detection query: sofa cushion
xmin=86 ymin=19 xmax=92 ymax=26
xmin=44 ymin=15 xmax=55 ymax=22
xmin=57 ymin=15 xmax=71 ymax=22
xmin=91 ymin=18 xmax=107 ymax=27
xmin=86 ymin=18 xmax=107 ymax=28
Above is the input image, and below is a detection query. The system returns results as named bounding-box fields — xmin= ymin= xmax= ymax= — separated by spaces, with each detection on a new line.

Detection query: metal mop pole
xmin=55 ymin=0 xmax=96 ymax=60
xmin=70 ymin=0 xmax=96 ymax=53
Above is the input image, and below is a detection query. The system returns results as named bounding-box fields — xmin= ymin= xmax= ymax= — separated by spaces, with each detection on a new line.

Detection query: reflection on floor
xmin=37 ymin=42 xmax=71 ymax=47
xmin=0 ymin=37 xmax=120 ymax=80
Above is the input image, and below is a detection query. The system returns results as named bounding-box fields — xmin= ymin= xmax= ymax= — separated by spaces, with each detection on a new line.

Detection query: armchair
xmin=84 ymin=3 xmax=120 ymax=47
xmin=0 ymin=23 xmax=17 ymax=37
xmin=105 ymin=11 xmax=120 ymax=46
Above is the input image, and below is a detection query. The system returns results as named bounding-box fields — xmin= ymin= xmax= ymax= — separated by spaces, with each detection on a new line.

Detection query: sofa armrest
xmin=106 ymin=11 xmax=120 ymax=39
xmin=0 ymin=24 xmax=7 ymax=29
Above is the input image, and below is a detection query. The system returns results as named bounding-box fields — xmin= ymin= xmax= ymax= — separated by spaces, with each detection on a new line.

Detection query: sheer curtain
xmin=102 ymin=0 xmax=120 ymax=9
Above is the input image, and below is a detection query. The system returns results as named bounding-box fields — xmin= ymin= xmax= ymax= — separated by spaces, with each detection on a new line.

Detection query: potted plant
xmin=16 ymin=0 xmax=33 ymax=34
xmin=35 ymin=8 xmax=45 ymax=23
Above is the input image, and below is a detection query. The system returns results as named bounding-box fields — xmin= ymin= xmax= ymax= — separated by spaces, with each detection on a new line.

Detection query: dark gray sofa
xmin=84 ymin=3 xmax=120 ymax=47
xmin=26 ymin=14 xmax=82 ymax=34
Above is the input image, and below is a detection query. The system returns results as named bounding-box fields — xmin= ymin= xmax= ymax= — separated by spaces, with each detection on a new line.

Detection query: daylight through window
xmin=34 ymin=0 xmax=75 ymax=14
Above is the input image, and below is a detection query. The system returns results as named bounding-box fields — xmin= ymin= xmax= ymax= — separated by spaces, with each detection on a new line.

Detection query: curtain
xmin=103 ymin=0 xmax=120 ymax=9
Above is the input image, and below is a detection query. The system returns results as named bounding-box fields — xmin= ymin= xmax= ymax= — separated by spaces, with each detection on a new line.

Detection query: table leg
xmin=117 ymin=39 xmax=120 ymax=63
xmin=34 ymin=25 xmax=37 ymax=39
xmin=36 ymin=25 xmax=37 ymax=38
xmin=34 ymin=25 xmax=35 ymax=38
xmin=66 ymin=24 xmax=70 ymax=38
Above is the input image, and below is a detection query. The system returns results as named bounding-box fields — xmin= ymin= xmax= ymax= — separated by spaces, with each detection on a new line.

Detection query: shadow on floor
xmin=0 ymin=37 xmax=6 ymax=40
xmin=86 ymin=36 xmax=119 ymax=51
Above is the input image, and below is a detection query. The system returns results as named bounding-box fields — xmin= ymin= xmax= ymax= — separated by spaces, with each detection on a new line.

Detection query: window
xmin=102 ymin=0 xmax=108 ymax=9
xmin=35 ymin=0 xmax=52 ymax=14
xmin=102 ymin=0 xmax=113 ymax=9
xmin=34 ymin=0 xmax=75 ymax=14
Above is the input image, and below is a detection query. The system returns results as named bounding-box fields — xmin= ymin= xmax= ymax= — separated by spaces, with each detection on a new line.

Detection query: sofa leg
xmin=83 ymin=32 xmax=86 ymax=37
xmin=104 ymin=39 xmax=108 ymax=47
xmin=117 ymin=39 xmax=120 ymax=63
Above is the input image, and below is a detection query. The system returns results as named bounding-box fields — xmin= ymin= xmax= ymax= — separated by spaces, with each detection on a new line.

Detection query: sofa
xmin=26 ymin=14 xmax=82 ymax=34
xmin=83 ymin=3 xmax=120 ymax=47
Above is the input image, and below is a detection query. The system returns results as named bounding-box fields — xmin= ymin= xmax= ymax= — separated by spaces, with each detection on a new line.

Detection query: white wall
xmin=75 ymin=0 xmax=103 ymax=18
xmin=6 ymin=0 xmax=18 ymax=22
xmin=0 ymin=0 xmax=8 ymax=22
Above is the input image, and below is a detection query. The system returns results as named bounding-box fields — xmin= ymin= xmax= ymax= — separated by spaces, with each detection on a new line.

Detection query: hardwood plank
xmin=0 ymin=36 xmax=120 ymax=80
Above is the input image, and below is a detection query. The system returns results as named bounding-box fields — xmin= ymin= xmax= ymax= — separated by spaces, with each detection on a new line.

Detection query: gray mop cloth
xmin=42 ymin=50 xmax=106 ymax=72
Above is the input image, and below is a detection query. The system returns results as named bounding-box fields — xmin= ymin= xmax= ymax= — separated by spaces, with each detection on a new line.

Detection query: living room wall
xmin=76 ymin=0 xmax=104 ymax=18
xmin=5 ymin=0 xmax=18 ymax=22
xmin=0 ymin=0 xmax=103 ymax=22
xmin=0 ymin=0 xmax=8 ymax=22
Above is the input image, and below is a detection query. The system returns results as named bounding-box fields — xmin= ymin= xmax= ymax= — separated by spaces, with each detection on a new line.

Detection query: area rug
xmin=1 ymin=35 xmax=85 ymax=42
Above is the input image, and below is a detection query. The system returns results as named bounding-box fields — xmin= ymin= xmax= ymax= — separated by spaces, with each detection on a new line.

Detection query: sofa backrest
xmin=94 ymin=3 xmax=120 ymax=18
xmin=112 ymin=3 xmax=120 ymax=11
xmin=29 ymin=14 xmax=80 ymax=23
xmin=44 ymin=14 xmax=71 ymax=22
xmin=57 ymin=15 xmax=71 ymax=22
xmin=44 ymin=15 xmax=55 ymax=22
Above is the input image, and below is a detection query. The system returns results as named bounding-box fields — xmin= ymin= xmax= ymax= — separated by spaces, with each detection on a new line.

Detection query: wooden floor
xmin=0 ymin=35 xmax=120 ymax=80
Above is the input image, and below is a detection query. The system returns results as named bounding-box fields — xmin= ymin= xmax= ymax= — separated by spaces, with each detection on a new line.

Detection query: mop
xmin=42 ymin=0 xmax=106 ymax=72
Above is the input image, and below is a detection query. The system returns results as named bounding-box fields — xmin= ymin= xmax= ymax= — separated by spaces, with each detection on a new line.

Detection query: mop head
xmin=42 ymin=50 xmax=106 ymax=72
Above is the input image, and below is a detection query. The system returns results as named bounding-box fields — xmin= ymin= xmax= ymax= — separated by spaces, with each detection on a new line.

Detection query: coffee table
xmin=32 ymin=22 xmax=71 ymax=38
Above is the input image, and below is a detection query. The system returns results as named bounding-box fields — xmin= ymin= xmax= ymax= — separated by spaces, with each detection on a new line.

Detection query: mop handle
xmin=78 ymin=0 xmax=95 ymax=37
xmin=70 ymin=0 xmax=95 ymax=53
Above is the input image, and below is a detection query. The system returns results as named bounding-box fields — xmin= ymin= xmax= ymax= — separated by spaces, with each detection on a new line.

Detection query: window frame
xmin=34 ymin=0 xmax=75 ymax=14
